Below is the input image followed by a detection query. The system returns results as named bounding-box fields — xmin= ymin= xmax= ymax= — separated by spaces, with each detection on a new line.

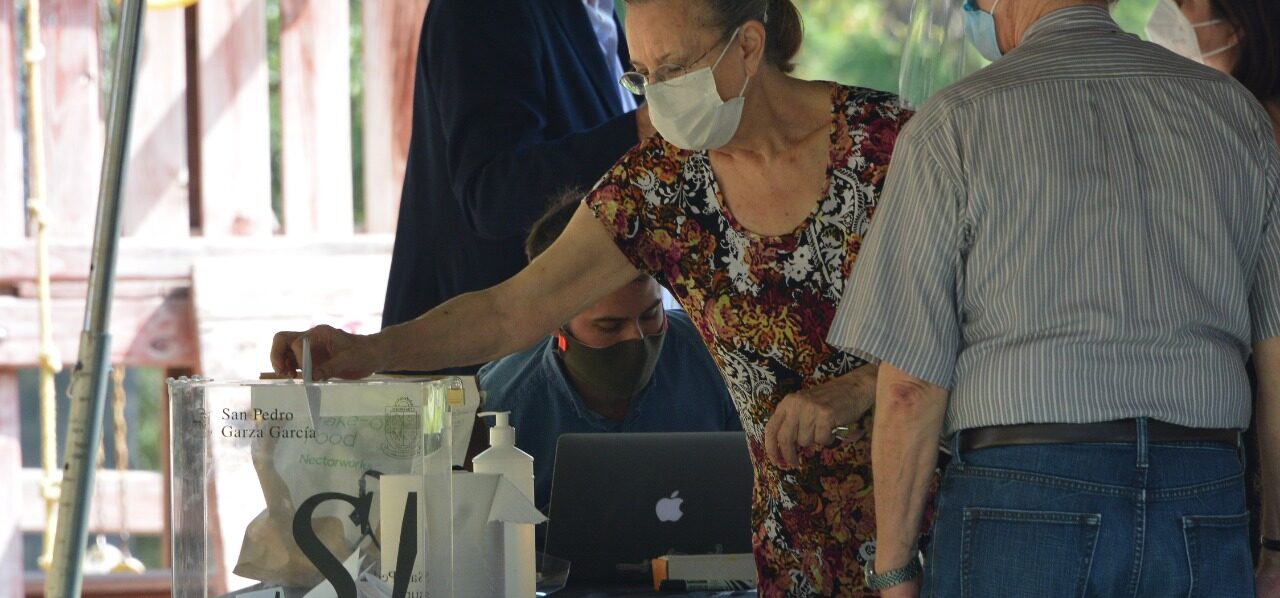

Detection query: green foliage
xmin=267 ymin=0 xmax=283 ymax=221
xmin=793 ymin=0 xmax=1159 ymax=92
xmin=350 ymin=0 xmax=366 ymax=227
xmin=793 ymin=0 xmax=912 ymax=92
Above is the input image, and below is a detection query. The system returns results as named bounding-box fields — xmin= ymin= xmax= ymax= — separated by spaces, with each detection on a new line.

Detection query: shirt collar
xmin=1022 ymin=4 xmax=1119 ymax=43
xmin=582 ymin=0 xmax=612 ymax=15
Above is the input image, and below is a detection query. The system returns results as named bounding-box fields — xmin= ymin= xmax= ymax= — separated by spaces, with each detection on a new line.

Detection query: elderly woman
xmin=1147 ymin=0 xmax=1280 ymax=590
xmin=1146 ymin=0 xmax=1279 ymax=138
xmin=273 ymin=0 xmax=909 ymax=594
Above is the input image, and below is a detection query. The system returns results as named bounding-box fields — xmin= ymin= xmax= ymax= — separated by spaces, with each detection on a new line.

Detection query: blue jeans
xmin=922 ymin=419 xmax=1253 ymax=597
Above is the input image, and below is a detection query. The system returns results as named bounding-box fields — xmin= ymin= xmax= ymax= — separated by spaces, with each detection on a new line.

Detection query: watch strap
xmin=1263 ymin=537 xmax=1280 ymax=552
xmin=864 ymin=555 xmax=923 ymax=590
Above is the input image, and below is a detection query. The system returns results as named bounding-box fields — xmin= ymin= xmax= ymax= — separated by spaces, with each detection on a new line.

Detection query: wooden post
xmin=360 ymin=0 xmax=428 ymax=233
xmin=40 ymin=1 xmax=104 ymax=240
xmin=0 ymin=1 xmax=21 ymax=241
xmin=122 ymin=8 xmax=191 ymax=239
xmin=194 ymin=0 xmax=273 ymax=236
xmin=279 ymin=0 xmax=353 ymax=236
xmin=0 ymin=371 xmax=23 ymax=597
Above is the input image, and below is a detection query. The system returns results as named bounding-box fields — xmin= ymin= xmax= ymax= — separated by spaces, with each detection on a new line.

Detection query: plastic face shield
xmin=898 ymin=0 xmax=987 ymax=109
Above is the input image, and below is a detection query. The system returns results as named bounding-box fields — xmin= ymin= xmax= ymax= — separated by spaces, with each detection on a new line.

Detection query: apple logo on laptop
xmin=655 ymin=491 xmax=684 ymax=522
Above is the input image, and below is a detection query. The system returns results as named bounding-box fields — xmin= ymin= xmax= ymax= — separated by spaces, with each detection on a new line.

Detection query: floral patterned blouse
xmin=586 ymin=83 xmax=911 ymax=596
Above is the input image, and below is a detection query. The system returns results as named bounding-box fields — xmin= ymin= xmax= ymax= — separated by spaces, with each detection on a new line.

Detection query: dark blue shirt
xmin=382 ymin=0 xmax=642 ymax=376
xmin=477 ymin=310 xmax=741 ymax=511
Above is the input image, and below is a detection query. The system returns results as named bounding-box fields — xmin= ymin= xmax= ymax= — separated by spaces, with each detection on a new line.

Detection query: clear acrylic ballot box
xmin=168 ymin=377 xmax=455 ymax=598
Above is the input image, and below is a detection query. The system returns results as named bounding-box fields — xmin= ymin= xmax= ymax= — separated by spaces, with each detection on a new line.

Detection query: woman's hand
xmin=270 ymin=325 xmax=382 ymax=381
xmin=764 ymin=363 xmax=877 ymax=469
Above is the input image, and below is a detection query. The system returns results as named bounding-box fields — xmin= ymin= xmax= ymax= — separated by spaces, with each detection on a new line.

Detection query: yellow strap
xmin=147 ymin=0 xmax=200 ymax=8
xmin=113 ymin=0 xmax=200 ymax=9
xmin=111 ymin=367 xmax=129 ymax=475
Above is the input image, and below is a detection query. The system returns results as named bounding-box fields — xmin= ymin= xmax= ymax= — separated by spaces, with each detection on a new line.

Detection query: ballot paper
xmin=301 ymin=549 xmax=364 ymax=598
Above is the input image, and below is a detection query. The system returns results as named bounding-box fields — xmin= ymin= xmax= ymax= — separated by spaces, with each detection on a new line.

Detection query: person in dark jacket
xmin=382 ymin=0 xmax=652 ymax=374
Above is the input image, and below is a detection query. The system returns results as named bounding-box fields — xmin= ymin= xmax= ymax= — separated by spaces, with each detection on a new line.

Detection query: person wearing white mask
xmin=271 ymin=0 xmax=916 ymax=593
xmin=1147 ymin=0 xmax=1280 ymax=592
xmin=1146 ymin=0 xmax=1235 ymax=65
xmin=1147 ymin=0 xmax=1279 ymax=148
xmin=827 ymin=0 xmax=1280 ymax=596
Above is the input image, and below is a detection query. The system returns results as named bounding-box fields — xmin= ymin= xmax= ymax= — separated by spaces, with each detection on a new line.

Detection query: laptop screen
xmin=543 ymin=432 xmax=755 ymax=583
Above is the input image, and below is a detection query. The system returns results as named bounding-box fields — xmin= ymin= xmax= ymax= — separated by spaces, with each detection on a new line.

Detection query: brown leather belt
xmin=958 ymin=419 xmax=1240 ymax=453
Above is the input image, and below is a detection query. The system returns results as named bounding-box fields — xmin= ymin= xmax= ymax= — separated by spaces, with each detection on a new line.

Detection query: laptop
xmin=543 ymin=432 xmax=755 ymax=583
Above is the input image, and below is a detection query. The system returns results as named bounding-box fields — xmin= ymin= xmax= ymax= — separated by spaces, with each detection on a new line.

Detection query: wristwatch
xmin=863 ymin=552 xmax=923 ymax=590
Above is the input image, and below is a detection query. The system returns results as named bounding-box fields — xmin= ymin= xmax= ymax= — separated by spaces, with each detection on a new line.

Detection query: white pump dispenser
xmin=473 ymin=411 xmax=536 ymax=598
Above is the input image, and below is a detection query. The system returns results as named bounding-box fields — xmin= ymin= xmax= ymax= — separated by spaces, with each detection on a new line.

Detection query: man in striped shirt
xmin=828 ymin=0 xmax=1280 ymax=595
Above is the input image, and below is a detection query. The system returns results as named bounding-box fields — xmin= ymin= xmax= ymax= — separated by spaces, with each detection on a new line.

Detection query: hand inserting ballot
xmin=271 ymin=325 xmax=381 ymax=381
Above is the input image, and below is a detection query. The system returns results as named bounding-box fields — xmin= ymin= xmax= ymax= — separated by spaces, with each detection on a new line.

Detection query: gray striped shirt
xmin=827 ymin=6 xmax=1280 ymax=432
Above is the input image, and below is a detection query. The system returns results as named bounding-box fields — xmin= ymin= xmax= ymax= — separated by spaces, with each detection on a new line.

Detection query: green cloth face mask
xmin=556 ymin=324 xmax=667 ymax=402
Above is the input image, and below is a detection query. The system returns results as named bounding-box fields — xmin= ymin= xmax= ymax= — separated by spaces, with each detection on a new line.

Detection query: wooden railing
xmin=0 ymin=1 xmax=431 ymax=595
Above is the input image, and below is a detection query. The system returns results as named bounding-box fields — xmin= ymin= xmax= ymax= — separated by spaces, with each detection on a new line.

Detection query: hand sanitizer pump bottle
xmin=474 ymin=412 xmax=536 ymax=598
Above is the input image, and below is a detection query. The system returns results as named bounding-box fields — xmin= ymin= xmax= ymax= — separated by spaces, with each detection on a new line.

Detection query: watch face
xmin=859 ymin=540 xmax=877 ymax=564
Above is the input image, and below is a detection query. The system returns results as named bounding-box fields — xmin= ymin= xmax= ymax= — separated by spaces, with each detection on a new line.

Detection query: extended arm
xmin=271 ymin=205 xmax=639 ymax=379
xmin=872 ymin=362 xmax=948 ymax=598
xmin=1254 ymin=130 xmax=1280 ymax=593
xmin=1254 ymin=337 xmax=1280 ymax=590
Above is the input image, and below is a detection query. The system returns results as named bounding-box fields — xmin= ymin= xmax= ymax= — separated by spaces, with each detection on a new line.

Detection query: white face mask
xmin=1146 ymin=0 xmax=1237 ymax=64
xmin=646 ymin=28 xmax=750 ymax=151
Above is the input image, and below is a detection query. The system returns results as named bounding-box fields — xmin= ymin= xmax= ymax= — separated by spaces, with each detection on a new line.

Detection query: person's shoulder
xmin=588 ymin=135 xmax=693 ymax=208
xmin=831 ymin=83 xmax=911 ymax=122
xmin=659 ymin=311 xmax=717 ymax=364
xmin=828 ymin=83 xmax=913 ymax=166
xmin=664 ymin=309 xmax=699 ymax=337
xmin=429 ymin=0 xmax=535 ymax=17
xmin=836 ymin=84 xmax=907 ymax=111
xmin=426 ymin=0 xmax=540 ymax=38
xmin=651 ymin=311 xmax=734 ymax=407
xmin=477 ymin=340 xmax=556 ymax=401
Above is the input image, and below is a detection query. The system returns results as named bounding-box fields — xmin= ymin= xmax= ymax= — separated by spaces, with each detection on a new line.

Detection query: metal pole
xmin=45 ymin=0 xmax=147 ymax=595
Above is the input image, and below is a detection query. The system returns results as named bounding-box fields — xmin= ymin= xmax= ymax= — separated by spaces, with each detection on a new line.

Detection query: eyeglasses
xmin=619 ymin=31 xmax=733 ymax=96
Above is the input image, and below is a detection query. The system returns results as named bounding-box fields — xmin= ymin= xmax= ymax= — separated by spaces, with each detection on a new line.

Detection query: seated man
xmin=478 ymin=189 xmax=741 ymax=512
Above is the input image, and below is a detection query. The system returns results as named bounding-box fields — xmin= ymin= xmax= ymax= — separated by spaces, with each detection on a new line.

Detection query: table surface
xmin=554 ymin=583 xmax=756 ymax=597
